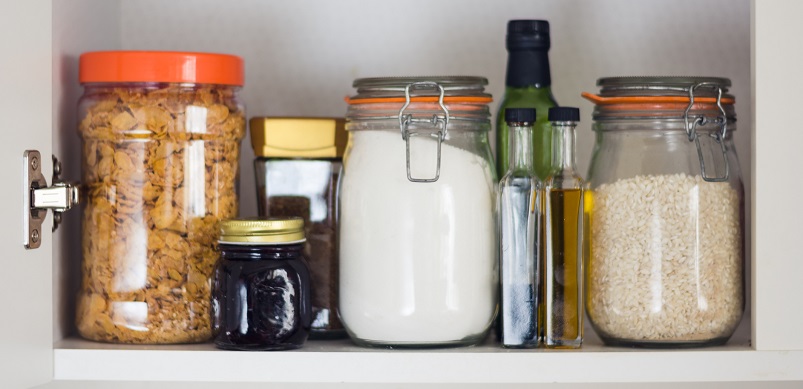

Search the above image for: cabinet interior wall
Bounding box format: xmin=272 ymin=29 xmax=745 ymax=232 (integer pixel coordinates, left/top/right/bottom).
xmin=52 ymin=0 xmax=753 ymax=344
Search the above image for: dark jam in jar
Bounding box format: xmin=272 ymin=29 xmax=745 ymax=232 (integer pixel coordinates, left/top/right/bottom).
xmin=212 ymin=218 xmax=312 ymax=351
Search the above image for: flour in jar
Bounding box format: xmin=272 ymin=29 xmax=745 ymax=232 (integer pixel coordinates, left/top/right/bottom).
xmin=339 ymin=130 xmax=497 ymax=344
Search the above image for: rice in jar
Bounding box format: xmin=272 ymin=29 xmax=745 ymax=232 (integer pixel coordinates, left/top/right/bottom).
xmin=584 ymin=77 xmax=744 ymax=347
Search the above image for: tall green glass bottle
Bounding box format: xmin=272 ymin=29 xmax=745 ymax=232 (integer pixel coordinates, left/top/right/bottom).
xmin=496 ymin=20 xmax=558 ymax=180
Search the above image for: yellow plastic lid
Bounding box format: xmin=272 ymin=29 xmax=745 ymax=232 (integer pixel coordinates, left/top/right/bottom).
xmin=250 ymin=117 xmax=347 ymax=158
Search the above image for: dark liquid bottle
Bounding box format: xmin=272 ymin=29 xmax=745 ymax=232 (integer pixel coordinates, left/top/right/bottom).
xmin=496 ymin=20 xmax=559 ymax=181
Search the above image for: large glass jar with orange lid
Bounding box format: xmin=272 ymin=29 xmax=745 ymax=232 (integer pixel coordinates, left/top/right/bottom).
xmin=584 ymin=77 xmax=744 ymax=347
xmin=75 ymin=51 xmax=245 ymax=343
xmin=339 ymin=77 xmax=498 ymax=347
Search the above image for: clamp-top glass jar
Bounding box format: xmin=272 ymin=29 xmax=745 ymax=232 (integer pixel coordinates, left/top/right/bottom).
xmin=584 ymin=77 xmax=744 ymax=347
xmin=340 ymin=77 xmax=498 ymax=347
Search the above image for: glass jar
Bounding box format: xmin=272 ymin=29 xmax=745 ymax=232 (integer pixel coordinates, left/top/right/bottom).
xmin=584 ymin=77 xmax=744 ymax=347
xmin=340 ymin=77 xmax=498 ymax=347
xmin=75 ymin=51 xmax=245 ymax=343
xmin=251 ymin=117 xmax=346 ymax=339
xmin=212 ymin=218 xmax=312 ymax=351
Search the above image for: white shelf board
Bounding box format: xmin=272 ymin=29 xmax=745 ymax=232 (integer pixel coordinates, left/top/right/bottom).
xmin=52 ymin=327 xmax=803 ymax=384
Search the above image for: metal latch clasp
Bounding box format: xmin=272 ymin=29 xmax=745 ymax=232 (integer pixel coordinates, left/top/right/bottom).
xmin=683 ymin=82 xmax=730 ymax=183
xmin=398 ymin=82 xmax=450 ymax=183
xmin=24 ymin=150 xmax=79 ymax=249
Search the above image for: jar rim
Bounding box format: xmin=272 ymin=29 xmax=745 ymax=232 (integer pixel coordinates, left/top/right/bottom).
xmin=347 ymin=77 xmax=492 ymax=126
xmin=353 ymin=76 xmax=488 ymax=90
xmin=81 ymin=81 xmax=241 ymax=88
xmin=586 ymin=76 xmax=736 ymax=125
xmin=349 ymin=76 xmax=492 ymax=100
xmin=218 ymin=239 xmax=307 ymax=246
xmin=597 ymin=76 xmax=732 ymax=98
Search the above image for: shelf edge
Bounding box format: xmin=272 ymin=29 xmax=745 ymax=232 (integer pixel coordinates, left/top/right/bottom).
xmin=53 ymin=347 xmax=803 ymax=383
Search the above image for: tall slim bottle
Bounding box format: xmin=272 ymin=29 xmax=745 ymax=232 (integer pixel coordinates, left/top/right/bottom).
xmin=543 ymin=107 xmax=583 ymax=349
xmin=498 ymin=108 xmax=541 ymax=348
xmin=496 ymin=20 xmax=558 ymax=180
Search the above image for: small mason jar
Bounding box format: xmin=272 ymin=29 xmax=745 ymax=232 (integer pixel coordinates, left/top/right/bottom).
xmin=340 ymin=77 xmax=498 ymax=347
xmin=212 ymin=218 xmax=312 ymax=351
xmin=583 ymin=77 xmax=744 ymax=347
xmin=76 ymin=51 xmax=245 ymax=344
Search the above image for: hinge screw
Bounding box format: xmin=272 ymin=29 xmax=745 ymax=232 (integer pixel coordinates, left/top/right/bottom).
xmin=31 ymin=156 xmax=39 ymax=171
xmin=31 ymin=229 xmax=40 ymax=243
xmin=53 ymin=155 xmax=62 ymax=179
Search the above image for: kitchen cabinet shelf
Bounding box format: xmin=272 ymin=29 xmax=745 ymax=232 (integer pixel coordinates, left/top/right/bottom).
xmin=49 ymin=321 xmax=786 ymax=384
xmin=55 ymin=330 xmax=803 ymax=384
xmin=2 ymin=0 xmax=801 ymax=387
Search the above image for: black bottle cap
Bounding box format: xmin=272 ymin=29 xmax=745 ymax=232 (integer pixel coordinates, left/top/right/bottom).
xmin=548 ymin=107 xmax=580 ymax=122
xmin=505 ymin=108 xmax=536 ymax=123
xmin=507 ymin=20 xmax=550 ymax=51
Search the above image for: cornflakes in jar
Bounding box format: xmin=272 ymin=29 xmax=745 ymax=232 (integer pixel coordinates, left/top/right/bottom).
xmin=75 ymin=51 xmax=245 ymax=343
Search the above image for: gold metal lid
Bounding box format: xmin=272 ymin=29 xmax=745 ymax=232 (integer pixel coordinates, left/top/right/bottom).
xmin=250 ymin=117 xmax=347 ymax=158
xmin=219 ymin=217 xmax=305 ymax=244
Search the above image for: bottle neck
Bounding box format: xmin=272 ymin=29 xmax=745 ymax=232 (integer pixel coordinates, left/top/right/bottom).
xmin=551 ymin=122 xmax=578 ymax=175
xmin=505 ymin=49 xmax=552 ymax=88
xmin=508 ymin=124 xmax=534 ymax=174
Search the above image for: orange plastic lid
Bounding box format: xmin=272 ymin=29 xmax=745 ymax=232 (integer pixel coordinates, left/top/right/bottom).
xmin=80 ymin=51 xmax=244 ymax=86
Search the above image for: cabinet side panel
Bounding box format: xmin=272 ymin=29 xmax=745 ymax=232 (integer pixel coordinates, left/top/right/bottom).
xmin=0 ymin=0 xmax=54 ymax=386
xmin=52 ymin=0 xmax=121 ymax=343
xmin=753 ymin=0 xmax=803 ymax=351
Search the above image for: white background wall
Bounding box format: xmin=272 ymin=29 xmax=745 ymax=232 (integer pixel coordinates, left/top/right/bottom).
xmin=116 ymin=0 xmax=751 ymax=220
xmin=53 ymin=0 xmax=751 ymax=340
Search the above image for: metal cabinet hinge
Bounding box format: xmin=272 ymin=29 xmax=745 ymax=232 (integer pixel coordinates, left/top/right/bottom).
xmin=23 ymin=150 xmax=79 ymax=249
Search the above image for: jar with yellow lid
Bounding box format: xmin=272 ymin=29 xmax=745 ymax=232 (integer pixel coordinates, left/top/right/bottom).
xmin=250 ymin=117 xmax=346 ymax=338
xmin=211 ymin=217 xmax=312 ymax=351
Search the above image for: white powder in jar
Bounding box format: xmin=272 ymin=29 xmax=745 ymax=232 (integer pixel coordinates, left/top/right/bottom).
xmin=339 ymin=130 xmax=497 ymax=344
xmin=588 ymin=174 xmax=743 ymax=343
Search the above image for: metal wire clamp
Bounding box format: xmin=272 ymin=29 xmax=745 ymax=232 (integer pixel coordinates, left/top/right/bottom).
xmin=398 ymin=82 xmax=450 ymax=183
xmin=683 ymin=82 xmax=730 ymax=182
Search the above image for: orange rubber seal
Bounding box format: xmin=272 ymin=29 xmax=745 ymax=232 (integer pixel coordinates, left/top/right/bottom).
xmin=346 ymin=96 xmax=493 ymax=104
xmin=582 ymin=92 xmax=734 ymax=105
xmin=80 ymin=51 xmax=244 ymax=86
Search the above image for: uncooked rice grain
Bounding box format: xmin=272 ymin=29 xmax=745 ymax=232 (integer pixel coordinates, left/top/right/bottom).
xmin=588 ymin=174 xmax=743 ymax=342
